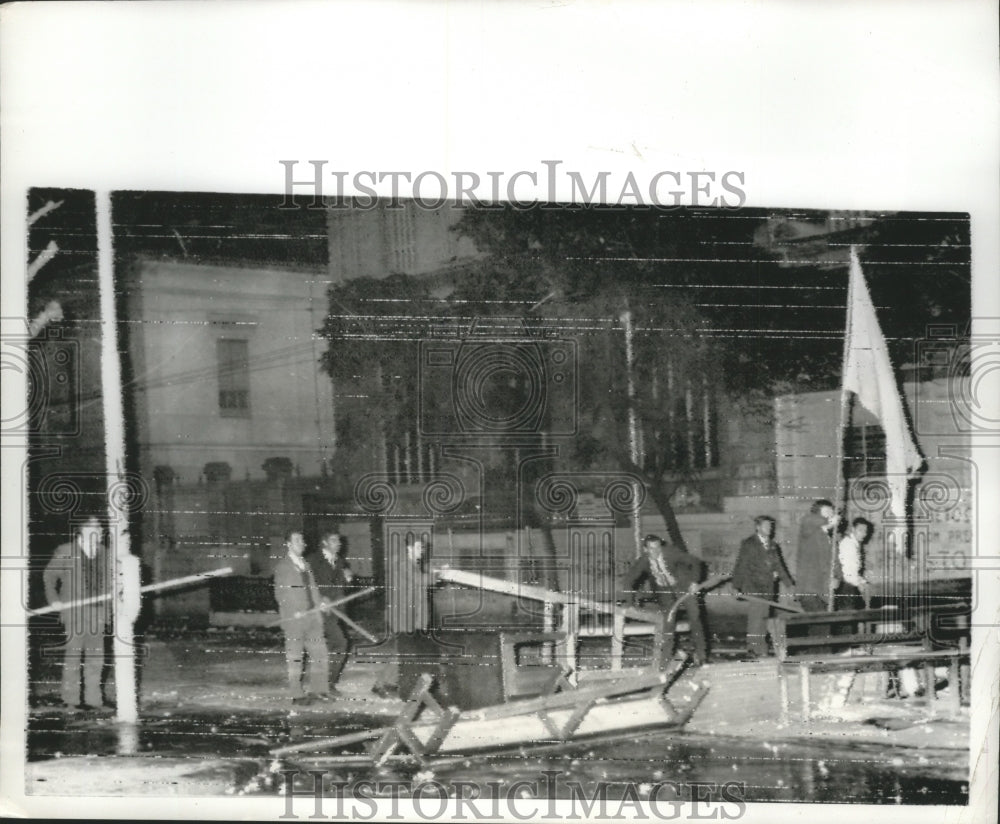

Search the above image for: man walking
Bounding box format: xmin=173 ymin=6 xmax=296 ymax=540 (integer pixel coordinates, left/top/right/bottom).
xmin=44 ymin=517 xmax=114 ymax=711
xmin=273 ymin=530 xmax=330 ymax=704
xmin=731 ymin=516 xmax=795 ymax=657
xmin=312 ymin=531 xmax=352 ymax=693
xmin=621 ymin=534 xmax=708 ymax=666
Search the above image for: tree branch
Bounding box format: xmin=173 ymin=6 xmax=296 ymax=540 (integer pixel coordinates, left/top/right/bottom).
xmin=27 ymin=199 xmax=64 ymax=227
xmin=27 ymin=240 xmax=59 ymax=282
xmin=29 ymin=300 xmax=64 ymax=338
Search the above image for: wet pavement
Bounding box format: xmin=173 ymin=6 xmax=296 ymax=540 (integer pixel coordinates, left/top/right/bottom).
xmin=24 ymin=627 xmax=970 ymax=804
xmin=25 ymin=706 xmax=968 ymax=804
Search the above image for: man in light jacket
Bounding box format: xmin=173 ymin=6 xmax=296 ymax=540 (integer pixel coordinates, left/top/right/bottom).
xmin=273 ymin=530 xmax=330 ymax=704
xmin=44 ymin=517 xmax=114 ymax=710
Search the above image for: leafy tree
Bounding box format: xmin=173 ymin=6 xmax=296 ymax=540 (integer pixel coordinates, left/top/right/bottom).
xmin=317 ymin=204 xmax=970 ymax=553
xmin=449 ymin=206 xmax=970 ymax=549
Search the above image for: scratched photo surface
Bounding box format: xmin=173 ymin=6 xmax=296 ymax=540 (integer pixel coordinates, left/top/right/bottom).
xmin=22 ymin=190 xmax=974 ymax=806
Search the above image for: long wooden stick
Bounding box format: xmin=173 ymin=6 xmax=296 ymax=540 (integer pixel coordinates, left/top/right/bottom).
xmin=266 ymin=586 xmax=376 ymax=627
xmin=324 ymin=605 xmax=379 ymax=643
xmin=734 ymin=592 xmax=804 ymax=613
xmin=272 ymin=727 xmax=385 ymax=756
xmin=665 ymin=574 xmax=732 ymax=623
xmin=28 ymin=566 xmax=234 ymax=617
xmin=438 ymin=567 xmax=655 ymax=621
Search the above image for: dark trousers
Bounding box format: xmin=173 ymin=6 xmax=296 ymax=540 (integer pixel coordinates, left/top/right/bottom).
xmin=834 ymin=582 xmax=865 ymax=612
xmin=798 ymin=594 xmax=829 ymax=613
xmin=744 ymin=600 xmax=772 ymax=656
xmin=284 ymin=613 xmax=329 ymax=697
xmin=371 ymin=634 xmax=400 ymax=691
xmin=60 ymin=623 xmax=106 ymax=706
xmin=323 ymin=616 xmax=349 ymax=687
xmin=663 ymin=596 xmax=708 ymax=664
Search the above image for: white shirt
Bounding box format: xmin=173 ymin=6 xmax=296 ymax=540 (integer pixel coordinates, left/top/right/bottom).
xmin=288 ymin=551 xmax=307 ymax=573
xmin=838 ymin=534 xmax=866 ymax=588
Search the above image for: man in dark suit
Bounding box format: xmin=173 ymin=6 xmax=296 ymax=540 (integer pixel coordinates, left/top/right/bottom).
xmin=731 ymin=515 xmax=795 ymax=657
xmin=621 ymin=534 xmax=708 ymax=666
xmin=371 ymin=533 xmax=432 ymax=698
xmin=312 ymin=531 xmax=352 ymax=692
xmin=273 ymin=530 xmax=330 ymax=704
xmin=796 ymin=499 xmax=840 ymax=612
xmin=44 ymin=516 xmax=114 ymax=710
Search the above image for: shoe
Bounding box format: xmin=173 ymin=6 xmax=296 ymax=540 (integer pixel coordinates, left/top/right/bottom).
xmin=77 ymin=703 xmax=100 ymax=711
xmin=313 ymin=690 xmax=341 ymax=702
xmin=291 ymin=695 xmax=312 ymax=706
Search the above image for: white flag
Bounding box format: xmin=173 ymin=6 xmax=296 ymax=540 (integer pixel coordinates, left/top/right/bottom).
xmin=842 ymin=248 xmax=923 ymax=521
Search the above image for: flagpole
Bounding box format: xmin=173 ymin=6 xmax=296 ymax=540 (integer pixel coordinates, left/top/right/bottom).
xmin=828 ymin=247 xmax=857 ymax=612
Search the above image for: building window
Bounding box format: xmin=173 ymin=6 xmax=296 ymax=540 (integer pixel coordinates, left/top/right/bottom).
xmin=846 ymin=424 xmax=886 ymax=478
xmin=217 ymin=338 xmax=250 ymax=417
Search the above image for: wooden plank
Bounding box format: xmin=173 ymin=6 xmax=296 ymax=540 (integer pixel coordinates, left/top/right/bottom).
xmin=780 ymin=607 xmax=903 ymax=626
xmin=423 ymin=708 xmax=460 ymax=754
xmin=371 ymin=729 xmax=400 ymax=764
xmin=464 ymin=671 xmax=670 ymax=722
xmin=799 ymin=663 xmax=811 ymax=721
xmin=436 ymin=691 xmax=697 ymax=753
xmin=923 ymin=663 xmax=936 ymax=702
xmin=782 ymin=649 xmax=966 ymax=675
xmin=437 ymin=567 xmax=657 ymax=621
xmin=611 ymin=610 xmax=625 ymax=671
xmin=271 ymin=727 xmax=385 ymax=756
xmin=783 ymin=632 xmax=922 ymax=651
xmin=393 ymin=722 xmax=430 ymax=765
xmin=735 ymin=593 xmax=803 ymax=613
xmin=778 ymin=666 xmax=790 ymax=724
xmin=557 ymin=698 xmax=597 ymax=739
xmin=536 ymin=710 xmax=563 ymax=740
xmin=947 ymin=657 xmax=961 ymax=715
xmin=543 ymin=668 xmax=573 ymax=696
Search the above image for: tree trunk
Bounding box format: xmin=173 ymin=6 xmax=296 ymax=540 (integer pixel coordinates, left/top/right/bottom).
xmin=642 ymin=474 xmax=688 ymax=553
xmin=615 ymin=451 xmax=688 ymax=553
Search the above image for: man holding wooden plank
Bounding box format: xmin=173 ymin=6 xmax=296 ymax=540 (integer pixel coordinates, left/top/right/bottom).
xmin=273 ymin=530 xmax=331 ymax=705
xmin=621 ymin=534 xmax=709 ymax=666
xmin=731 ymin=515 xmax=796 ymax=658
xmin=312 ymin=532 xmax=352 ymax=694
xmin=43 ymin=516 xmax=114 ymax=711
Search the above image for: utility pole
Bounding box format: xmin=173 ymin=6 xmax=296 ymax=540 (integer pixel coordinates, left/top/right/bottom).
xmin=96 ymin=191 xmax=141 ymax=724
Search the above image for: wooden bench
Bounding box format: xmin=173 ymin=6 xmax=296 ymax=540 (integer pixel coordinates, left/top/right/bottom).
xmin=777 ymin=648 xmax=968 ymax=721
xmin=768 ymin=607 xmax=923 ymax=659
xmin=768 ymin=608 xmax=969 ymax=721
